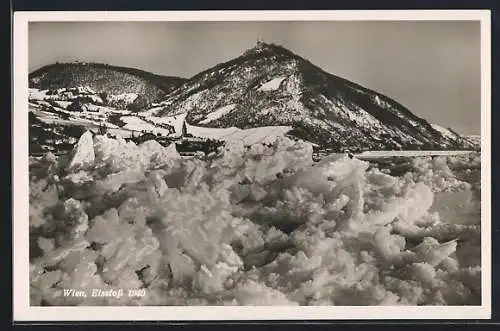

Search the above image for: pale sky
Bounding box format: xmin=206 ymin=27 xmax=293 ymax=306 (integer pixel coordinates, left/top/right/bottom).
xmin=29 ymin=21 xmax=481 ymax=135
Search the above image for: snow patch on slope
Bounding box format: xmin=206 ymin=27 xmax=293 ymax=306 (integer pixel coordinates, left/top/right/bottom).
xmin=431 ymin=124 xmax=456 ymax=141
xmin=199 ymin=104 xmax=236 ymax=124
xmin=29 ymin=88 xmax=49 ymax=101
xmin=258 ymin=77 xmax=286 ymax=91
xmin=107 ymin=93 xmax=138 ymax=105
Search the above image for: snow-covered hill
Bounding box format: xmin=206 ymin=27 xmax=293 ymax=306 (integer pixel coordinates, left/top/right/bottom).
xmin=29 ymin=62 xmax=186 ymax=109
xmin=153 ymin=41 xmax=474 ymax=151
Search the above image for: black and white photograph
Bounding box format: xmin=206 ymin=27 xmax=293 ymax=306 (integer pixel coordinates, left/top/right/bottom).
xmin=13 ymin=10 xmax=491 ymax=320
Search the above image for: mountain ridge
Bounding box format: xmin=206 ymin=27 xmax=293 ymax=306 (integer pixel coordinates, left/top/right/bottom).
xmin=154 ymin=41 xmax=473 ymax=151
xmin=27 ymin=42 xmax=475 ymax=152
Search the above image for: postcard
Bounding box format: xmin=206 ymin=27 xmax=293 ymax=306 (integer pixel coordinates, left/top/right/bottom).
xmin=13 ymin=9 xmax=491 ymax=321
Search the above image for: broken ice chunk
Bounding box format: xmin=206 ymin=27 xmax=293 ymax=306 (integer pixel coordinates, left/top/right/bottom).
xmin=413 ymin=237 xmax=457 ymax=267
xmin=67 ymin=131 xmax=95 ymax=171
xmin=409 ymin=262 xmax=436 ymax=283
xmin=373 ymin=226 xmax=406 ymax=262
xmin=232 ymin=279 xmax=298 ymax=306
xmin=36 ymin=270 xmax=63 ymax=290
xmin=59 ymin=249 xmax=99 ymax=274
xmin=194 ymin=262 xmax=240 ymax=295
xmin=52 ymin=198 xmax=89 ymax=241
xmin=39 ymin=239 xmax=90 ymax=268
xmin=37 ymin=237 xmax=55 ymax=254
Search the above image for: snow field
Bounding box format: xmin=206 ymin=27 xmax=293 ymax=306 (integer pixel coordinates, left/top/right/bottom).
xmin=120 ymin=116 xmax=171 ymax=136
xmin=186 ymin=124 xmax=293 ymax=145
